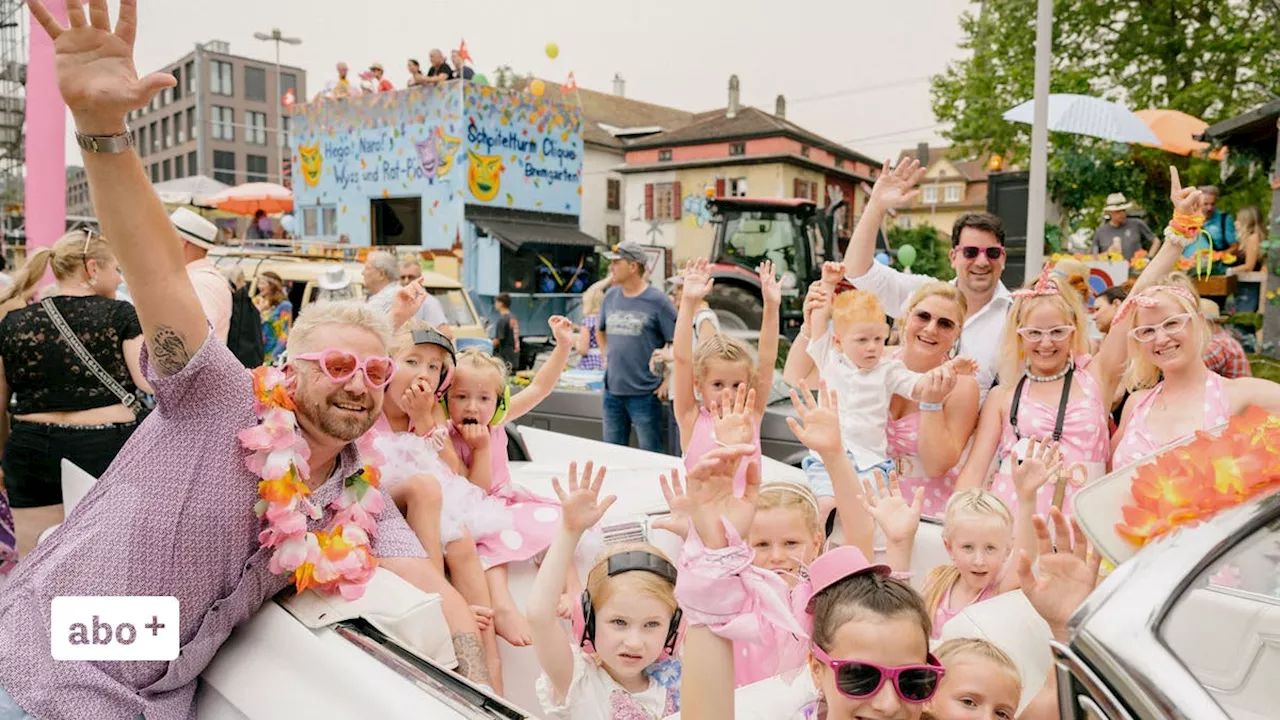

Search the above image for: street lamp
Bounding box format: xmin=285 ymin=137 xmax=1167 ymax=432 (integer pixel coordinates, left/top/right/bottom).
xmin=253 ymin=28 xmax=302 ymax=186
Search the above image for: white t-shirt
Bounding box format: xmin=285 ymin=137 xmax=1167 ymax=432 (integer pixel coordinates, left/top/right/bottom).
xmin=536 ymin=647 xmax=673 ymax=720
xmin=366 ymin=282 xmax=449 ymax=327
xmin=693 ymin=305 xmax=720 ymax=345
xmin=847 ymin=261 xmax=1011 ymax=400
xmin=807 ymin=331 xmax=921 ymax=470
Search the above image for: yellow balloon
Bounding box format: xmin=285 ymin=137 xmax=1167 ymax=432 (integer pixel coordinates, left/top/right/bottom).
xmin=530 ymin=79 xmax=546 ymax=97
xmin=545 ymin=42 xmax=559 ymax=59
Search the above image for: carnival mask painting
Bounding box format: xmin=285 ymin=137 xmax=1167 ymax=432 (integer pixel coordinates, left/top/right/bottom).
xmin=436 ymin=129 xmax=462 ymax=178
xmin=415 ymin=136 xmax=438 ymax=177
xmin=468 ymin=150 xmax=504 ymax=201
xmin=298 ymin=142 xmax=323 ymax=187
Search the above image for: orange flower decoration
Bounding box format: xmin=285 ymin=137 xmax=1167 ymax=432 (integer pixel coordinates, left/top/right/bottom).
xmin=258 ymin=468 xmax=311 ymax=506
xmin=1116 ymin=409 xmax=1280 ymax=548
xmin=252 ymin=366 xmax=296 ymax=412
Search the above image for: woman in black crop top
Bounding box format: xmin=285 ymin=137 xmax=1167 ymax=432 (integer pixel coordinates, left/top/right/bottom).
xmin=0 ymin=230 xmax=152 ymax=568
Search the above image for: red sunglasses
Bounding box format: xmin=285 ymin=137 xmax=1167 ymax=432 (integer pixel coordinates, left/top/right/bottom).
xmin=293 ymin=349 xmax=396 ymax=389
xmin=811 ymin=645 xmax=945 ymax=703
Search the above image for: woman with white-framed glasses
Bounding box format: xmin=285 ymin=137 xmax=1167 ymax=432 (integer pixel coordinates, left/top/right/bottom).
xmin=0 ymin=230 xmax=152 ymax=566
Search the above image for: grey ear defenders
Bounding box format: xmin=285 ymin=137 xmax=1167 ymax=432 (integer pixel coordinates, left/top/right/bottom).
xmin=411 ymin=328 xmax=455 ymax=397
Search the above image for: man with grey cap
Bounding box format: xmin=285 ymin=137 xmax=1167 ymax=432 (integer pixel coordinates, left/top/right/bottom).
xmin=173 ymin=207 xmax=232 ymax=342
xmin=597 ymin=241 xmax=676 ymax=453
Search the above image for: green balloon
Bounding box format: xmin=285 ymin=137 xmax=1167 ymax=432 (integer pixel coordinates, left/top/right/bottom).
xmin=472 ymin=73 xmax=490 ymax=86
xmin=897 ymin=243 xmax=918 ymax=268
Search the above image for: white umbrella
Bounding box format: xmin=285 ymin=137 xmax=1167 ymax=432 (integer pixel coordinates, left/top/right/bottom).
xmin=1003 ymin=94 xmax=1160 ymax=145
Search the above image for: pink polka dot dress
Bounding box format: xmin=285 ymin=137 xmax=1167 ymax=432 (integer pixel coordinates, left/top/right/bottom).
xmin=886 ymin=411 xmax=960 ymax=518
xmin=1112 ymin=372 xmax=1229 ymax=468
xmin=450 ymin=423 xmax=563 ymax=570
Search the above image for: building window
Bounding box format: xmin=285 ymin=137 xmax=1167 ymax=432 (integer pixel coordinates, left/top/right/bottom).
xmin=800 ymin=145 xmax=811 ymax=158
xmin=323 ymin=207 xmax=337 ymax=236
xmin=212 ymin=106 xmax=234 ymax=141
xmin=172 ymin=67 xmax=182 ymax=100
xmin=923 ymin=185 xmax=938 ymax=204
xmin=729 ymin=177 xmax=748 ymax=197
xmin=793 ymin=178 xmax=818 ymax=200
xmin=246 ymin=111 xmax=267 ymax=145
xmin=213 ymin=150 xmax=236 ymax=185
xmin=658 ymin=149 xmax=672 ymax=162
xmin=281 ymin=73 xmax=297 ymax=103
xmin=175 ymin=154 xmax=185 ymax=178
xmin=302 ymin=205 xmax=339 ymax=237
xmin=188 ymin=150 xmax=198 ymax=177
xmin=945 ymin=184 xmax=962 ymax=203
xmin=160 ymin=117 xmax=170 ymax=149
xmin=175 ymin=112 xmax=186 ymax=144
xmin=899 ymin=214 xmax=913 ymax=229
xmin=606 ymin=225 xmax=621 ymax=244
xmin=185 ymin=60 xmax=195 ymax=94
xmin=210 ymin=60 xmax=234 ymax=96
xmin=150 ymin=163 xmax=159 ymax=183
xmin=187 ymin=108 xmax=196 ymax=141
xmin=729 ymin=142 xmax=746 ymax=156
xmin=606 ymin=178 xmax=621 ymax=210
xmin=835 ymin=158 xmax=844 ymax=169
xmin=162 ymin=159 xmax=172 ymax=181
xmin=654 ymin=182 xmax=677 ymax=220
xmin=137 ymin=126 xmax=146 ymax=157
xmin=246 ymin=154 xmax=269 ymax=182
xmin=149 ymin=121 xmax=157 ymax=153
xmin=244 ymin=66 xmax=267 ymax=102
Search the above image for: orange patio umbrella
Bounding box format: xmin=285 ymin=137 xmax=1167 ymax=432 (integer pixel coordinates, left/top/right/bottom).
xmin=1134 ymin=109 xmax=1227 ymax=159
xmin=209 ymin=182 xmax=294 ymax=216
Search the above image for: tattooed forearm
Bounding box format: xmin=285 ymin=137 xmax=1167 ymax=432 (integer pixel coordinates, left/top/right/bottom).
xmin=149 ymin=325 xmax=192 ymax=376
xmin=451 ymin=631 xmax=492 ymax=686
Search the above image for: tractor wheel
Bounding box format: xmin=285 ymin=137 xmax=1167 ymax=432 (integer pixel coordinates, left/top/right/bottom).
xmin=707 ymin=285 xmax=764 ymax=335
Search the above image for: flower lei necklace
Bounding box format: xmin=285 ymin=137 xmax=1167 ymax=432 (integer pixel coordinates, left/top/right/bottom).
xmin=239 ymin=366 xmax=385 ymax=600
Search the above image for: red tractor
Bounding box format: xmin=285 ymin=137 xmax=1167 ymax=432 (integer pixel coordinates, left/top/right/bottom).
xmin=703 ymin=196 xmax=848 ymax=339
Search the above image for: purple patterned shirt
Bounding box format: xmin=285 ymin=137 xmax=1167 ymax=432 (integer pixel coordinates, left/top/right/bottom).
xmin=0 ymin=333 xmax=425 ymax=720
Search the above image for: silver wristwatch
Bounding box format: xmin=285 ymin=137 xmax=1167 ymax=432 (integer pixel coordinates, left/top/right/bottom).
xmin=75 ymin=129 xmax=134 ymax=154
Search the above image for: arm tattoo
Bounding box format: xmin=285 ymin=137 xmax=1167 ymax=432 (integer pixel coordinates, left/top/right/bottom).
xmin=450 ymin=631 xmax=492 ymax=686
xmin=149 ymin=325 xmax=192 ymax=376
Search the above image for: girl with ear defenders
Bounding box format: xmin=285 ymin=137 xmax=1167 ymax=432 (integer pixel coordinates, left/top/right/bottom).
xmin=447 ymin=315 xmax=584 ymax=649
xmin=528 ymin=460 xmax=685 ymax=720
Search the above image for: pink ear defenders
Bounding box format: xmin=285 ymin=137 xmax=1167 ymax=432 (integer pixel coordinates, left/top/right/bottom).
xmin=579 ymin=551 xmax=683 ymax=658
xmin=410 ymin=328 xmax=456 ymax=399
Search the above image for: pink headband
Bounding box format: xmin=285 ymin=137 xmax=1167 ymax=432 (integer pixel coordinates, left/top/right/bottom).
xmin=1011 ymin=265 xmax=1059 ymax=300
xmin=1114 ymin=285 xmax=1199 ymax=324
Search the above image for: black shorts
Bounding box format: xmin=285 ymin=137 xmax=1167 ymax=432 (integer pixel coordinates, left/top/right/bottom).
xmin=2 ymin=418 xmax=138 ymax=508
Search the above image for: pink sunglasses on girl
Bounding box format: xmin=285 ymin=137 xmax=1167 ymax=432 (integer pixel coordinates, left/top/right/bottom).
xmin=293 ymin=349 xmax=396 ymax=389
xmin=810 ymin=645 xmax=945 ymax=703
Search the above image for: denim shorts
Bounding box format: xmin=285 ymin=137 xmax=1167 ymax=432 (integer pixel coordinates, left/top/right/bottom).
xmin=801 ymin=451 xmax=895 ymax=498
xmin=1 ymin=419 xmax=137 ymax=508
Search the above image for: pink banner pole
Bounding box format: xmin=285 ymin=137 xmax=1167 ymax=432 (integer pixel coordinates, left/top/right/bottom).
xmin=24 ymin=2 xmax=69 ymax=266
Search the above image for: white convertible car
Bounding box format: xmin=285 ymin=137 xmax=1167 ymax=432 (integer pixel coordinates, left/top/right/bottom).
xmin=40 ymin=425 xmax=1280 ymax=719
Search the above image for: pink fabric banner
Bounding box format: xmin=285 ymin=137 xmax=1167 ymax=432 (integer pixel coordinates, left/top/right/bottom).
xmin=24 ymin=2 xmax=69 ymax=256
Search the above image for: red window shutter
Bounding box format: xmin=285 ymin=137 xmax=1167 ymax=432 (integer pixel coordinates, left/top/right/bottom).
xmin=793 ymin=178 xmax=803 ymax=198
xmin=715 ymin=178 xmax=726 ymax=197
xmin=810 ymin=181 xmax=818 ymax=201
xmin=673 ymin=182 xmax=682 ymax=220
xmin=644 ymin=183 xmax=654 ymax=220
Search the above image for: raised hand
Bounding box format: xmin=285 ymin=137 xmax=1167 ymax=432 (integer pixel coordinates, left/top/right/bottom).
xmin=785 ymin=381 xmax=843 ymax=456
xmin=917 ymin=364 xmax=957 ymax=405
xmin=685 ymin=444 xmax=762 ymax=545
xmin=548 ymin=315 xmax=574 ymax=346
xmin=869 ymin=157 xmax=928 ymax=211
xmin=652 ymin=467 xmax=694 ymax=539
xmin=401 ymin=376 xmax=441 ymax=428
xmin=1012 ymin=437 xmax=1064 ymax=503
xmin=391 ymin=276 xmax=429 ymax=326
xmin=802 ymin=282 xmax=830 ymax=330
xmin=859 ymin=471 xmax=924 ymax=546
xmin=758 ymin=260 xmax=782 ymax=308
xmin=1016 ymin=509 xmax=1102 ymax=638
xmin=551 ymin=461 xmax=615 ymax=535
xmin=947 ymin=356 xmax=979 ymax=376
xmin=820 ymin=261 xmax=846 ymax=288
xmin=459 ymin=422 xmax=490 ymax=450
xmin=1169 ymin=166 xmax=1205 ymax=217
xmin=30 ymin=0 xmax=179 ymax=135
xmin=682 ymin=257 xmax=715 ymax=303
xmin=710 ymin=384 xmax=757 ymax=446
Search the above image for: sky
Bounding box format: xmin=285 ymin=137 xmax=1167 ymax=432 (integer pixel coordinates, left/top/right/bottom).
xmin=58 ymin=0 xmax=977 ymax=165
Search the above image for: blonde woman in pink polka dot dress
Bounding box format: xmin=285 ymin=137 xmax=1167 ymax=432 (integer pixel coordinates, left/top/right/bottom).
xmin=885 ymin=283 xmax=981 ymax=518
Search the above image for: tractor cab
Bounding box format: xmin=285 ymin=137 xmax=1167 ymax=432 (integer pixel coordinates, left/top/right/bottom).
xmin=706 ymin=196 xmax=842 ymax=338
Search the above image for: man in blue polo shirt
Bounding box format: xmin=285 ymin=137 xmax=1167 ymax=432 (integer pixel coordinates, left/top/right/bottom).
xmin=597 ymin=242 xmax=676 ymax=453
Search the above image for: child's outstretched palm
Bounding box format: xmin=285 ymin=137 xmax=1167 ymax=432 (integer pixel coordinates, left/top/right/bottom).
xmin=653 ymin=467 xmax=694 ymax=538
xmin=860 ymin=471 xmax=924 ymax=546
xmin=686 ymin=445 xmax=762 ymax=542
xmin=1016 ymin=509 xmax=1102 ymax=634
xmin=758 ymin=260 xmax=782 ymax=308
xmin=551 ymin=461 xmax=615 ymax=534
xmin=1013 ymin=437 xmax=1064 ymax=502
xmin=710 ymin=384 xmax=757 ymax=445
xmin=785 ymin=381 xmax=842 ymax=456
xmin=820 ymin=261 xmax=846 ymax=288
xmin=682 ymin=258 xmax=715 ymax=302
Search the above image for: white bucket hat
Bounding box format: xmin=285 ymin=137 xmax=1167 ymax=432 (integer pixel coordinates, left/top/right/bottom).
xmin=317 ymin=265 xmax=352 ymax=291
xmin=1102 ymin=192 xmax=1134 ymax=213
xmin=171 ymin=207 xmax=219 ymax=250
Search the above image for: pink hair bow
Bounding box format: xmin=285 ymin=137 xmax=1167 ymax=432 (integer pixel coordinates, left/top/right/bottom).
xmin=1113 ymin=285 xmax=1198 ymax=324
xmin=674 ymin=518 xmax=806 ymax=643
xmin=1011 ymin=265 xmax=1059 ymax=300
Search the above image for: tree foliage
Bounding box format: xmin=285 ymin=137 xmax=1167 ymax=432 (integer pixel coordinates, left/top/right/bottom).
xmin=933 ymin=0 xmax=1280 ymax=230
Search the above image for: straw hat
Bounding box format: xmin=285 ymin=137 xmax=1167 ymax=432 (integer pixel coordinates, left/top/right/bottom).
xmin=1102 ymin=193 xmax=1134 ymax=213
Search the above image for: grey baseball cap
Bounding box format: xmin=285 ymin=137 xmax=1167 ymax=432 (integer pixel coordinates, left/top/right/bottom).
xmin=602 ymin=241 xmax=646 ymax=264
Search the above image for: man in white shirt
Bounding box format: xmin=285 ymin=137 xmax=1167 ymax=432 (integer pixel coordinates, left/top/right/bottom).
xmin=363 ymin=250 xmax=449 ymax=329
xmin=397 ymin=256 xmax=449 ymax=327
xmin=172 ymin=208 xmax=232 ymax=342
xmin=842 ymin=158 xmax=1013 ymax=398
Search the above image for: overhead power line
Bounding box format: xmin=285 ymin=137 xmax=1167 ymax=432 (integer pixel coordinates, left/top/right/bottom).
xmin=840 ymin=123 xmax=947 ymax=146
xmin=788 ymin=75 xmax=932 ymax=105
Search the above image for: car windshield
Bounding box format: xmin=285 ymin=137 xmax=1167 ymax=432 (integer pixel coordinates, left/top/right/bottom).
xmin=434 ymin=289 xmax=480 ymax=326
xmin=1159 ymin=499 xmax=1280 ymax=720
xmin=307 ymin=283 xmax=364 ymax=304
xmin=722 ymin=211 xmax=802 ymax=277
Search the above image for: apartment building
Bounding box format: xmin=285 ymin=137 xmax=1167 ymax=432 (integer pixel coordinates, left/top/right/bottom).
xmin=126 ymin=40 xmax=307 ymax=189
xmin=66 ymin=166 xmax=93 ymax=218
